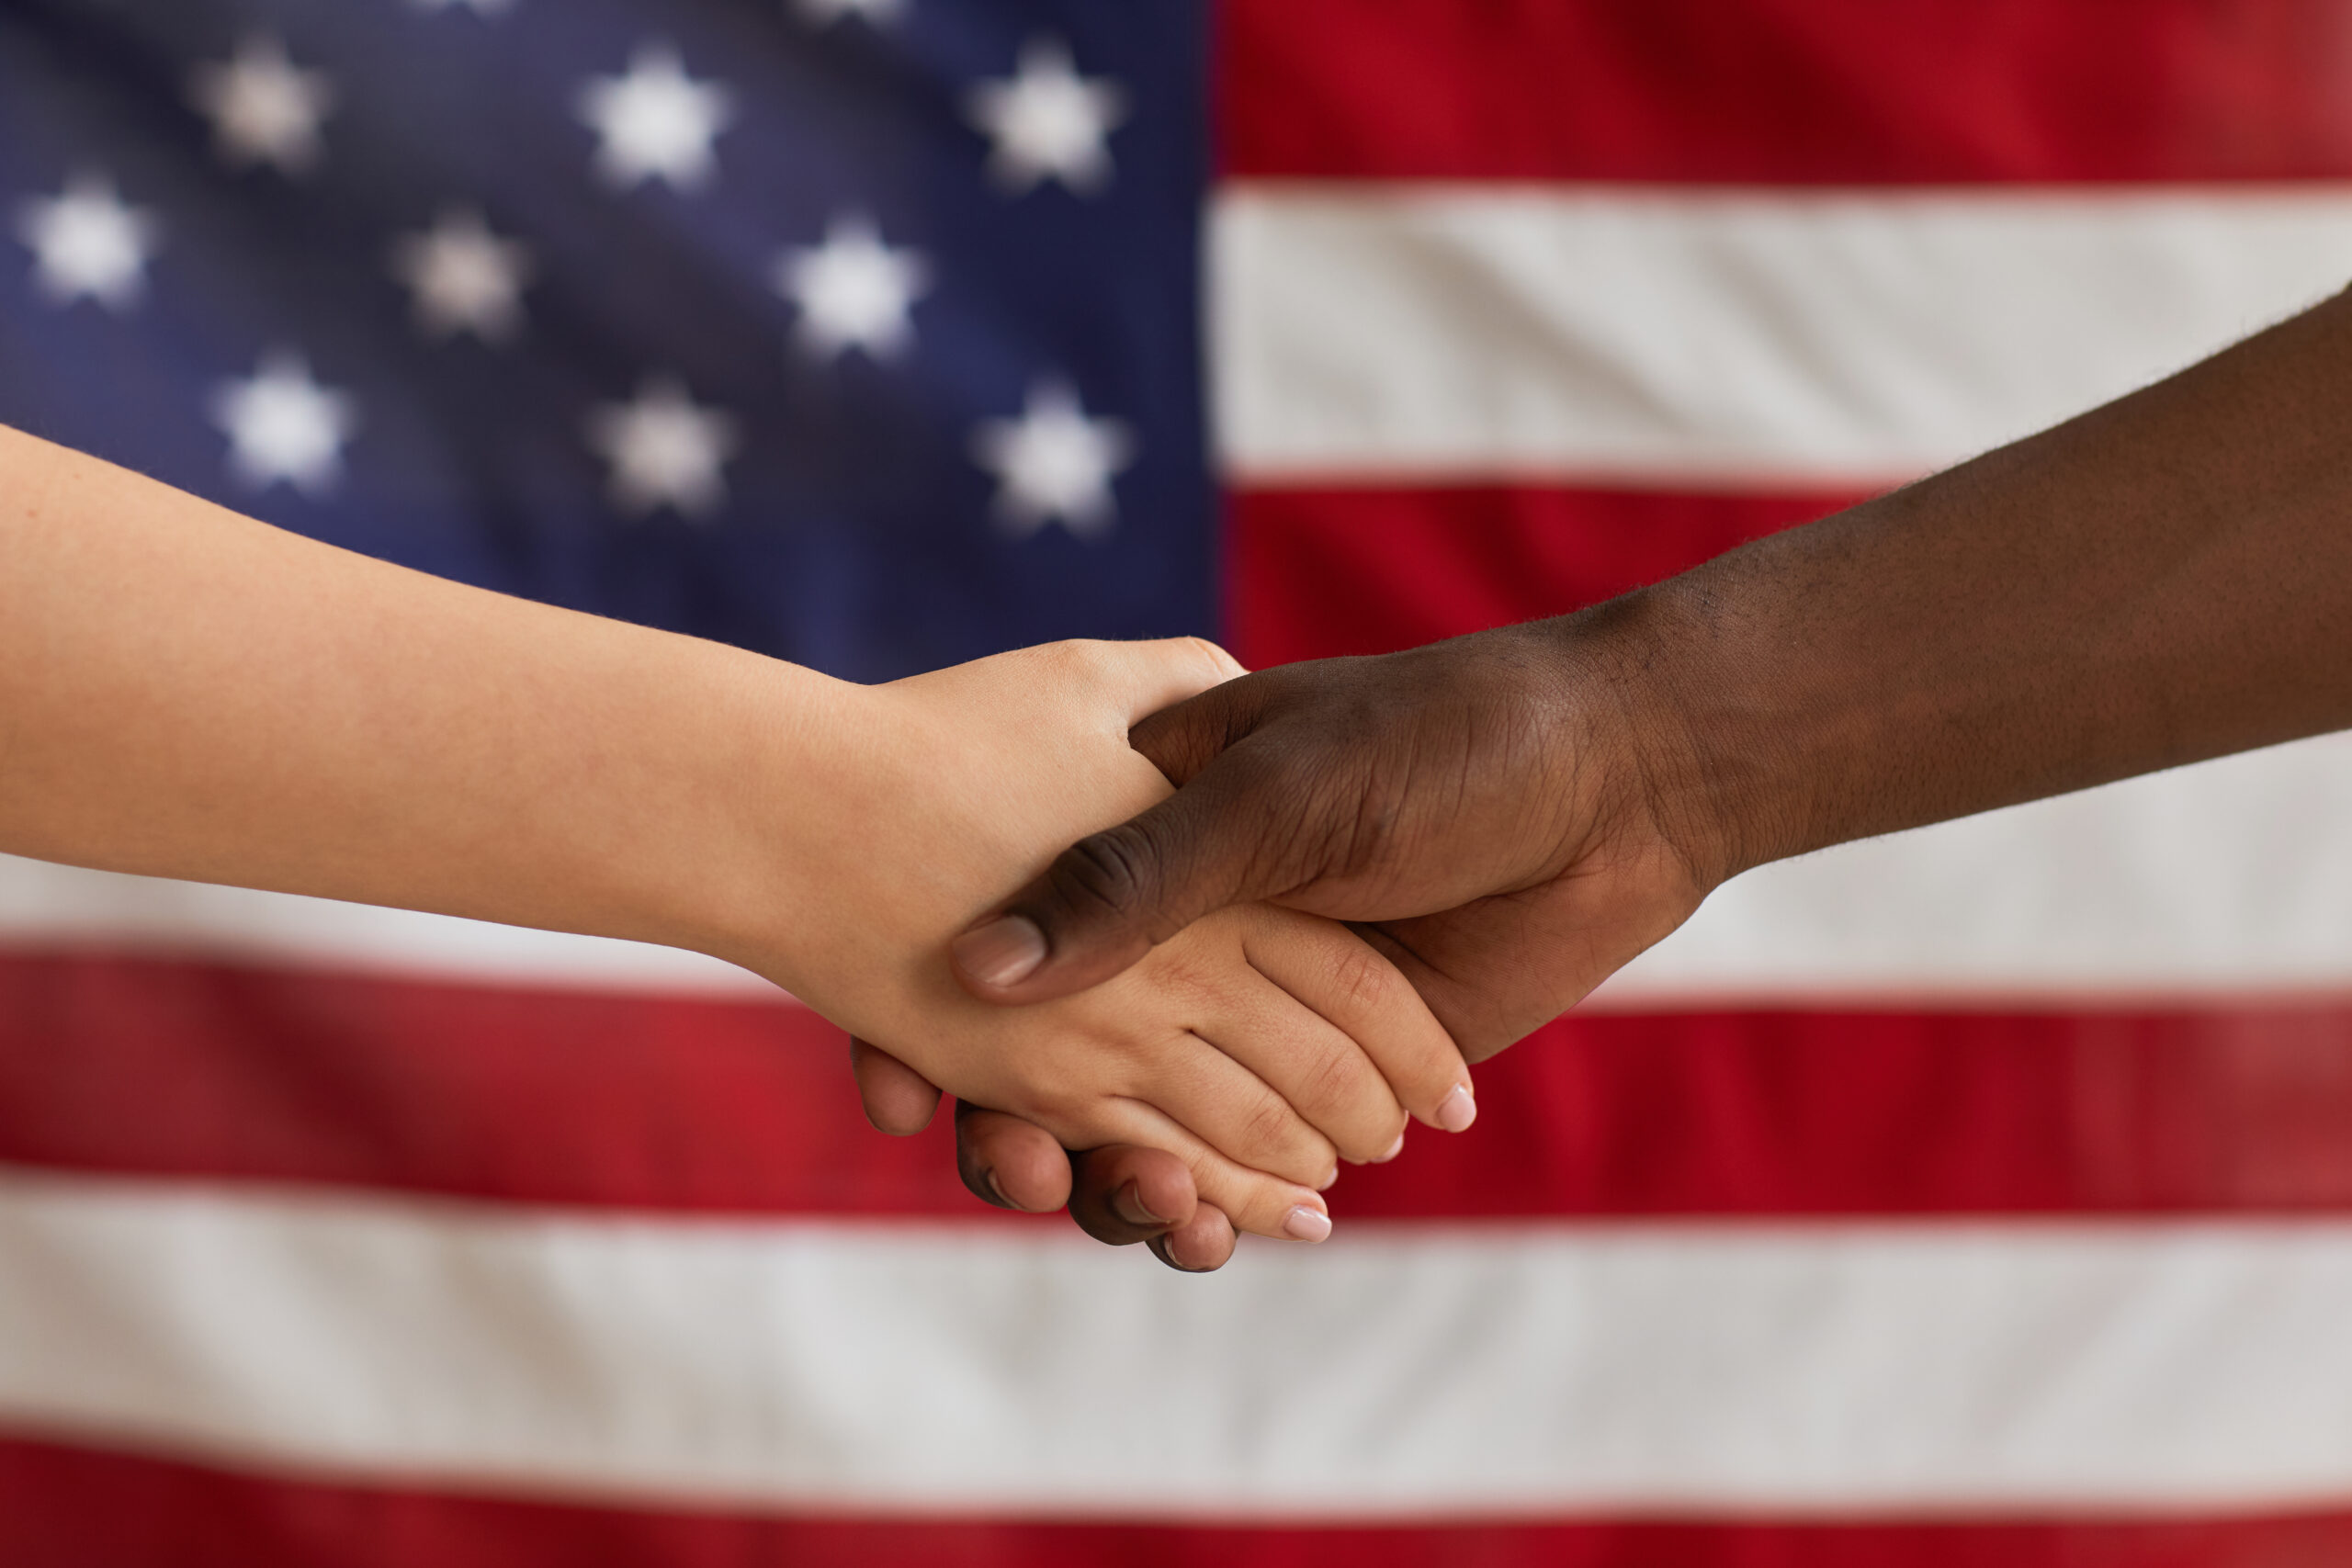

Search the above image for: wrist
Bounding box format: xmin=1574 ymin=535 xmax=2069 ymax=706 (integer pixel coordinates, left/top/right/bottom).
xmin=1555 ymin=491 xmax=1959 ymax=886
xmin=1526 ymin=580 xmax=1809 ymax=894
xmin=620 ymin=642 xmax=874 ymax=987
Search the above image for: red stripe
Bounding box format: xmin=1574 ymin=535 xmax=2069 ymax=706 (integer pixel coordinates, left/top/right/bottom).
xmin=6 ymin=1434 xmax=2351 ymax=1568
xmin=1218 ymin=0 xmax=2352 ymax=184
xmin=1351 ymin=1003 xmax=2352 ymax=1220
xmin=12 ymin=950 xmax=2352 ymax=1218
xmin=1227 ymin=485 xmax=1860 ymax=667
xmin=0 ymin=949 xmax=990 ymax=1220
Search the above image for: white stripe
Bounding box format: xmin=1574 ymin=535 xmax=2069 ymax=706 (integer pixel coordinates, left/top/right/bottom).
xmin=1214 ymin=185 xmax=2352 ymax=485
xmin=1597 ymin=730 xmax=2352 ymax=1005
xmin=0 ymin=854 xmax=778 ymax=997
xmin=5 ymin=1171 xmax=2352 ymax=1515
xmin=10 ymin=737 xmax=2351 ymax=1003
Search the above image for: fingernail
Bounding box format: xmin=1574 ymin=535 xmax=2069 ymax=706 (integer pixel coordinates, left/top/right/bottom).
xmin=1113 ymin=1179 xmax=1166 ymax=1228
xmin=1316 ymin=1165 xmax=1339 ymax=1191
xmin=1374 ymin=1131 xmax=1406 ymax=1164
xmin=983 ymin=1169 xmax=1026 ymax=1212
xmin=952 ymin=916 xmax=1046 ymax=990
xmin=1148 ymin=1235 xmax=1215 ymax=1274
xmin=1283 ymin=1205 xmax=1333 ymax=1244
xmin=1433 ymin=1085 xmax=1477 ymax=1134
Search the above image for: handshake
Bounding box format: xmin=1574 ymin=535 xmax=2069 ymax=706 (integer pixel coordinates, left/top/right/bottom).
xmin=819 ymin=287 xmax=2352 ymax=1270
xmin=0 ymin=421 xmax=1711 ymax=1275
xmin=0 ymin=423 xmax=1724 ymax=1275
xmin=800 ymin=621 xmax=1715 ymax=1271
xmin=9 ymin=288 xmax=2350 ymax=1277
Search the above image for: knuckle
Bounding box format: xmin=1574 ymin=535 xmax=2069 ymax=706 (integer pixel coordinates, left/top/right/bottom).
xmin=1226 ymin=746 xmax=1385 ymax=894
xmin=1326 ymin=939 xmax=1402 ymax=1020
xmin=1137 ymin=942 xmax=1221 ymax=1009
xmin=1235 ymin=1092 xmax=1293 ymax=1153
xmin=1237 ymin=1095 xmax=1320 ymax=1171
xmin=1046 ymin=823 xmax=1163 ymax=924
xmin=1028 ymin=638 xmax=1102 ymax=685
xmin=1182 ymin=635 xmax=1243 ymax=682
xmin=1295 ymin=1037 xmax=1374 ymax=1117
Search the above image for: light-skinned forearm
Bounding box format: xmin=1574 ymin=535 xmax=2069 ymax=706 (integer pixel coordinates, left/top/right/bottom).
xmin=0 ymin=427 xmax=1469 ymax=1235
xmin=0 ymin=423 xmax=836 ymax=968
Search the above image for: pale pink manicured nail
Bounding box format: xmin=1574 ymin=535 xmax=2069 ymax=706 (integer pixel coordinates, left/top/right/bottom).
xmin=1373 ymin=1131 xmax=1406 ymax=1164
xmin=1433 ymin=1085 xmax=1477 ymax=1134
xmin=1283 ymin=1205 xmax=1333 ymax=1244
xmin=1316 ymin=1165 xmax=1339 ymax=1191
xmin=952 ymin=916 xmax=1046 ymax=990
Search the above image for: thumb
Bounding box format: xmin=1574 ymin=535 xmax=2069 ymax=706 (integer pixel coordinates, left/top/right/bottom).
xmin=951 ymin=730 xmax=1294 ymax=1003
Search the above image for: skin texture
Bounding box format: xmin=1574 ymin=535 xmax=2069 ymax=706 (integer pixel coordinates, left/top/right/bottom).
xmin=0 ymin=424 xmax=1475 ymax=1243
xmin=863 ymin=284 xmax=2352 ymax=1269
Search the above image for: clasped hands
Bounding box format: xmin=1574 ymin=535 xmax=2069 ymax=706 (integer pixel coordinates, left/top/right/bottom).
xmin=0 ymin=423 xmax=1717 ymax=1255
xmin=830 ymin=607 xmax=1724 ymax=1271
xmin=11 ymin=283 xmax=2338 ymax=1262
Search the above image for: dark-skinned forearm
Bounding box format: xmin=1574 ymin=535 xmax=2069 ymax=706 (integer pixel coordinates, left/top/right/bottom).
xmin=1594 ymin=285 xmax=2352 ymax=884
xmin=923 ymin=293 xmax=2352 ymax=1277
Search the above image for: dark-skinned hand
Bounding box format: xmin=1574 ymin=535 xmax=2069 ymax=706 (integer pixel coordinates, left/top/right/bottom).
xmin=848 ymin=607 xmax=1731 ymax=1269
xmin=865 ymin=286 xmax=2352 ymax=1268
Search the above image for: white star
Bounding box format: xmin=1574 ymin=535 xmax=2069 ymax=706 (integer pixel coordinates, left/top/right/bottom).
xmin=964 ymin=38 xmax=1126 ymax=196
xmin=774 ymin=216 xmax=928 ymax=362
xmin=578 ymin=45 xmax=735 ymax=192
xmin=971 ymin=380 xmax=1134 ymax=538
xmin=390 ymin=208 xmax=534 ymax=342
xmin=409 ymin=0 xmax=515 ymax=14
xmin=587 ymin=376 xmax=739 ymax=519
xmin=795 ymin=0 xmax=904 ymax=25
xmin=15 ymin=174 xmax=160 ymax=311
xmin=210 ymin=352 xmax=359 ymax=496
xmin=188 ymin=36 xmax=334 ymax=176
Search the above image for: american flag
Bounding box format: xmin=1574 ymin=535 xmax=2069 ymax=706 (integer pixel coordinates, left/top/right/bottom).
xmin=6 ymin=1 xmax=2352 ymax=1562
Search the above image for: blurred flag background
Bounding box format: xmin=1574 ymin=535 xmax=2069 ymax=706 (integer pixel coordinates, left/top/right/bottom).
xmin=6 ymin=1 xmax=2352 ymax=1562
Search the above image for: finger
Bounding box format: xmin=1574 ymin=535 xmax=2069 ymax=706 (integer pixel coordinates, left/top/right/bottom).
xmin=850 ymin=1037 xmax=944 ymax=1135
xmin=1138 ymin=1029 xmax=1342 ymax=1191
xmin=951 ymin=733 xmax=1309 ymax=1004
xmin=1086 ymin=1096 xmax=1331 ymax=1245
xmin=1126 ymin=662 xmax=1280 ymax=783
xmin=1195 ymin=963 xmax=1410 ymax=1166
xmin=955 ymin=1101 xmax=1074 ymax=1213
xmin=1186 ymin=1142 xmax=1335 ymax=1246
xmin=1244 ymin=911 xmax=1478 ymax=1136
xmin=1066 ymin=1145 xmax=1198 ymax=1245
xmin=1149 ymin=1202 xmax=1238 ymax=1272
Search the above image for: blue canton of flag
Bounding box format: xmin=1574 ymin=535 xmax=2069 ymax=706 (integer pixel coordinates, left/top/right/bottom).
xmin=0 ymin=0 xmax=1213 ymax=682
